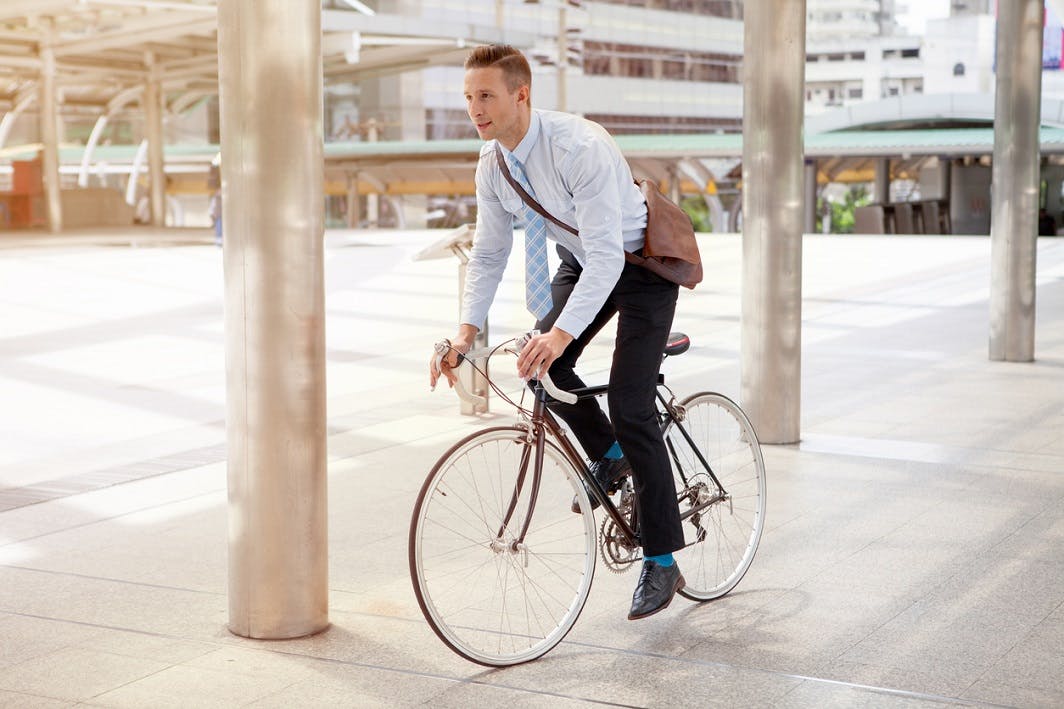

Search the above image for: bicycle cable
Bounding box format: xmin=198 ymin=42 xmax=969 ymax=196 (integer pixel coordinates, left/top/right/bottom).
xmin=443 ymin=339 xmax=539 ymax=417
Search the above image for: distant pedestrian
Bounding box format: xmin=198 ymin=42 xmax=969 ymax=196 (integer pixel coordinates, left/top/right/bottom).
xmin=209 ymin=190 xmax=223 ymax=245
xmin=1038 ymin=208 xmax=1057 ymax=236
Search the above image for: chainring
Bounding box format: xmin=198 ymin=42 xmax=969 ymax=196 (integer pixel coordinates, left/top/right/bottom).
xmin=598 ymin=488 xmax=642 ymax=573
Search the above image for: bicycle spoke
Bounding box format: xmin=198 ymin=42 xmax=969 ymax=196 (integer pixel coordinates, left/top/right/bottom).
xmin=411 ymin=427 xmax=595 ymax=666
xmin=663 ymin=394 xmax=765 ymax=602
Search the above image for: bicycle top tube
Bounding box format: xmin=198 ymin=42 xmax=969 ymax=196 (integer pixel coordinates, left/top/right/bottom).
xmin=434 ymin=330 xmax=690 ymax=410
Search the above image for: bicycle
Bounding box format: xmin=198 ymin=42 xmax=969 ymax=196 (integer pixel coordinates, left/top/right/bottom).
xmin=409 ymin=331 xmax=766 ymax=666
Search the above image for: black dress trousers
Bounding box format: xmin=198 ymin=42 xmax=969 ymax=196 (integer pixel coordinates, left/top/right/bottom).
xmin=534 ymin=246 xmax=684 ymax=557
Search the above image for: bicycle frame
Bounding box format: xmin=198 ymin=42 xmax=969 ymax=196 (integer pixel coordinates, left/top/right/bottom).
xmin=497 ymin=378 xmax=730 ymax=553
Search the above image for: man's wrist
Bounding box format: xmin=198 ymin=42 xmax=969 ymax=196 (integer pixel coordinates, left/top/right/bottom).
xmin=550 ymin=326 xmax=575 ymax=346
xmin=453 ymin=323 xmax=479 ymax=351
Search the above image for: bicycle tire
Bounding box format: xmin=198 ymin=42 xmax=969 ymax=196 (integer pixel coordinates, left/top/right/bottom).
xmin=409 ymin=426 xmax=597 ymax=666
xmin=662 ymin=392 xmax=766 ymax=601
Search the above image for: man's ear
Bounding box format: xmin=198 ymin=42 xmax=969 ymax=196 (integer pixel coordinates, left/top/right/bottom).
xmin=516 ymin=84 xmax=530 ymax=106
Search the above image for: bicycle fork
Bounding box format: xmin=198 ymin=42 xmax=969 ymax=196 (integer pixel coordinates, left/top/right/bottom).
xmin=491 ymin=421 xmax=546 ymax=567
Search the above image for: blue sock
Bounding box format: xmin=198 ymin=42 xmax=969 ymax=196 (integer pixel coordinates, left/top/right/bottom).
xmin=645 ymin=553 xmax=674 ymax=567
xmin=603 ymin=441 xmax=623 ymax=460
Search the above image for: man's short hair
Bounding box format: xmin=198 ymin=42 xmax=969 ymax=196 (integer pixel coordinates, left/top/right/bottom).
xmin=464 ymin=44 xmax=532 ymax=94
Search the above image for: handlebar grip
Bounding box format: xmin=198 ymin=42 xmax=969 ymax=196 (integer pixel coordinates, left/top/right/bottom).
xmin=433 ymin=340 xmax=488 ymax=410
xmin=538 ymin=372 xmax=578 ymax=405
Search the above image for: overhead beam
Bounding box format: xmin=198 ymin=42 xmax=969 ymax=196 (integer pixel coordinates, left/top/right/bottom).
xmin=52 ymin=16 xmax=216 ymax=56
xmin=0 ymin=53 xmax=42 ymax=69
xmin=0 ymin=0 xmax=73 ymax=23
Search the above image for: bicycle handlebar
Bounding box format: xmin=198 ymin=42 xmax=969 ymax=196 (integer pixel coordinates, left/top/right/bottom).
xmin=432 ymin=332 xmax=579 ymax=406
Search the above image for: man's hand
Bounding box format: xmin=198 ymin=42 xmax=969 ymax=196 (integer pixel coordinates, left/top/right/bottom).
xmin=429 ymin=324 xmax=479 ymax=389
xmin=517 ymin=328 xmax=574 ymax=381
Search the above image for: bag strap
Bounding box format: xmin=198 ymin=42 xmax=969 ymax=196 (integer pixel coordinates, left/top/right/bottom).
xmin=493 ymin=144 xmax=646 ymax=266
xmin=494 ymin=145 xmax=579 ymax=237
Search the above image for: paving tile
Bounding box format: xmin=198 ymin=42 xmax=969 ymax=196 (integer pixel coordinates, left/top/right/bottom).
xmin=973 ymin=614 xmax=1064 ymax=695
xmin=0 ymin=567 xmax=229 ymax=639
xmin=77 ymin=630 xmax=216 ymax=666
xmin=85 ymin=664 xmax=292 ymax=709
xmin=0 ymin=647 xmax=168 ymax=702
xmin=774 ymin=680 xmax=962 ymax=709
xmin=816 ymin=660 xmax=990 ymax=701
xmin=0 ymin=232 xmax=1063 ymax=707
xmin=0 ymin=690 xmax=75 ymax=708
xmin=961 ymin=679 xmax=1064 ymax=709
xmin=242 ymin=665 xmax=458 ymax=708
xmin=0 ymin=614 xmax=103 ymax=669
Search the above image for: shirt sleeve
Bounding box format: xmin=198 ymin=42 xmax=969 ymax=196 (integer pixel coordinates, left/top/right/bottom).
xmin=551 ymin=138 xmax=626 ymax=338
xmin=460 ymin=160 xmax=514 ymax=330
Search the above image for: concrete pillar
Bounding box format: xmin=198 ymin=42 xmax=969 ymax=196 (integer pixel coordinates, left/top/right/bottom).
xmin=39 ymin=27 xmax=62 ymax=233
xmin=740 ymin=0 xmax=805 ymax=444
xmin=873 ymin=158 xmax=890 ymax=204
xmin=144 ymin=53 xmax=167 ymax=227
xmin=218 ymin=0 xmax=328 ymax=639
xmin=667 ymin=165 xmax=681 ymax=204
xmin=941 ymin=157 xmax=953 ymax=233
xmin=366 ymin=119 xmax=379 ymax=225
xmin=346 ymin=172 xmax=360 ymax=228
xmin=989 ymin=0 xmax=1043 ymax=362
xmin=1044 ymin=165 xmax=1063 ymax=226
xmin=803 ymin=159 xmax=817 ymax=233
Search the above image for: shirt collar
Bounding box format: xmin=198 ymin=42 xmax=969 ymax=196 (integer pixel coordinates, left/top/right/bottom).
xmin=505 ymin=110 xmax=541 ymax=166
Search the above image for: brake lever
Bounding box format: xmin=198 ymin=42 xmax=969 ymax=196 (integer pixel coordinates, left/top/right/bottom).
xmin=514 ymin=330 xmax=578 ymax=405
xmin=431 ymin=339 xmax=488 ymax=410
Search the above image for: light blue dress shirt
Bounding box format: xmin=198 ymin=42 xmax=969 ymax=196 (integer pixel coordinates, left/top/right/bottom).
xmin=460 ymin=109 xmax=648 ymax=339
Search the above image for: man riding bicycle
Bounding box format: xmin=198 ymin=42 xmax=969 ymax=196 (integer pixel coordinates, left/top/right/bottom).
xmin=429 ymin=44 xmax=685 ymax=620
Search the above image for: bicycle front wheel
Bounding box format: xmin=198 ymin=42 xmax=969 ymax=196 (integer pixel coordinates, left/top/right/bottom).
xmin=409 ymin=426 xmax=596 ymax=666
xmin=663 ymin=392 xmax=766 ymax=601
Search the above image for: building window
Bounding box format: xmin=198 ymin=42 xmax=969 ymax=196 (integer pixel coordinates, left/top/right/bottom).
xmin=581 ymin=41 xmax=741 ymax=84
xmin=426 ymin=109 xmax=477 ymax=140
xmin=595 ymin=0 xmax=742 ymax=17
xmin=953 ymin=62 xmax=966 ymax=76
xmin=848 ymin=87 xmax=863 ymax=99
xmin=583 ymin=113 xmax=742 ymax=135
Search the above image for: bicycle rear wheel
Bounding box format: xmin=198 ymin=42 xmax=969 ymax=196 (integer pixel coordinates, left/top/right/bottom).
xmin=663 ymin=392 xmax=766 ymax=601
xmin=409 ymin=426 xmax=596 ymax=666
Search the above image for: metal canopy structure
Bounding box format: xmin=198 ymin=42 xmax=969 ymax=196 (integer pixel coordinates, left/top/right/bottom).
xmin=0 ymin=2 xmax=529 ymax=121
xmin=0 ymin=1 xmax=219 ymax=119
xmin=0 ymin=1 xmax=521 ymax=232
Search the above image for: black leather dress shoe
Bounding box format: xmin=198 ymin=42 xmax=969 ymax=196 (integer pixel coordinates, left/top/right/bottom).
xmin=571 ymin=457 xmax=632 ymax=514
xmin=628 ymin=560 xmax=685 ymax=620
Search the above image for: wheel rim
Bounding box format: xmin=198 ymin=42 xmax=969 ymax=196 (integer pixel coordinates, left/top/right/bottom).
xmin=410 ymin=428 xmax=596 ymax=666
xmin=664 ymin=394 xmax=766 ymax=601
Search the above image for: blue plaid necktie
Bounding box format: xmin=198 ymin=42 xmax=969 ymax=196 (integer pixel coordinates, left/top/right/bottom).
xmin=506 ymin=154 xmax=553 ymax=320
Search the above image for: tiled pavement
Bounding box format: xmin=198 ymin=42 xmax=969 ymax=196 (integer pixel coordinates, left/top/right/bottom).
xmin=0 ymin=226 xmax=1062 ymax=707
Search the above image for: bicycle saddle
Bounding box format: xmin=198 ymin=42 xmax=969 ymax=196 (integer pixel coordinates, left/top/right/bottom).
xmin=664 ymin=332 xmax=690 ymax=357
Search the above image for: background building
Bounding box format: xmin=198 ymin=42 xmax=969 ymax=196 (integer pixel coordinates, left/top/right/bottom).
xmin=342 ymin=0 xmax=745 ymax=142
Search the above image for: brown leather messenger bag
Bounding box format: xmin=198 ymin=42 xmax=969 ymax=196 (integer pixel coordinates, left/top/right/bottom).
xmin=494 ymin=145 xmax=703 ymax=289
